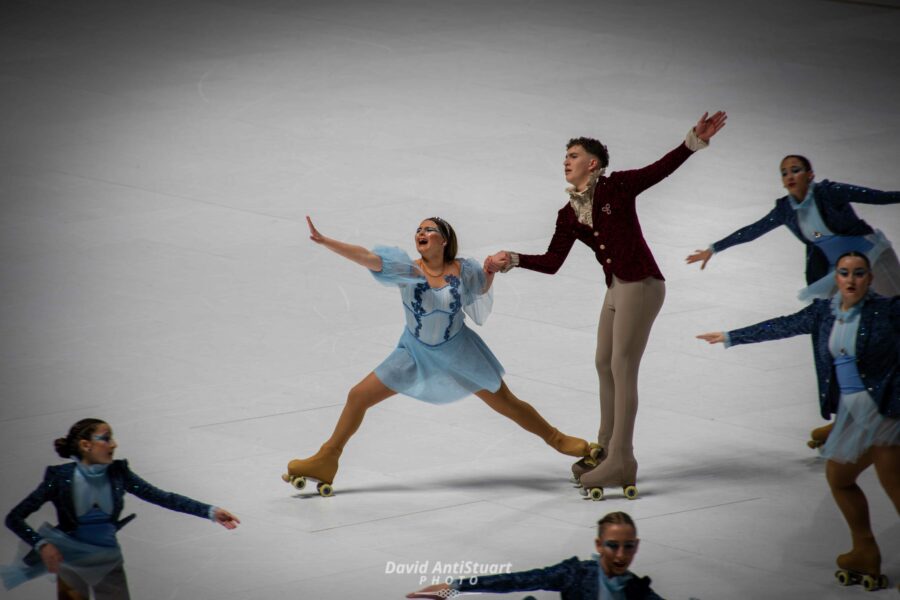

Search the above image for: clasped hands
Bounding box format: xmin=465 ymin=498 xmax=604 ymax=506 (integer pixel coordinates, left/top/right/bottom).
xmin=483 ymin=251 xmax=510 ymax=274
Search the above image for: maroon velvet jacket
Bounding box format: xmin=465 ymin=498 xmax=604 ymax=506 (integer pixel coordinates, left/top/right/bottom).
xmin=518 ymin=142 xmax=694 ymax=287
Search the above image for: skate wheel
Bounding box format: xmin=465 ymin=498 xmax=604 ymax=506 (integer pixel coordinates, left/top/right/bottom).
xmin=589 ymin=487 xmax=604 ymax=501
xmin=317 ymin=482 xmax=334 ymax=497
xmin=623 ymin=485 xmax=638 ymax=500
xmin=291 ymin=476 xmax=307 ymax=490
xmin=835 ymin=570 xmax=851 ymax=586
xmin=862 ymin=575 xmax=879 ymax=591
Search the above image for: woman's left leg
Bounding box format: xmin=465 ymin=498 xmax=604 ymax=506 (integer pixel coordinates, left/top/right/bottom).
xmin=475 ymin=381 xmax=592 ymax=458
xmin=871 ymin=444 xmax=900 ymax=514
xmin=826 ymin=453 xmax=881 ymax=574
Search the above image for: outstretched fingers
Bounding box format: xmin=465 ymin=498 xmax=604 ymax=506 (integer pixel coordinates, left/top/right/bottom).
xmin=685 ymin=248 xmax=712 ymax=269
xmin=306 ymin=215 xmax=325 ymax=243
xmin=696 ymin=332 xmax=725 ymax=344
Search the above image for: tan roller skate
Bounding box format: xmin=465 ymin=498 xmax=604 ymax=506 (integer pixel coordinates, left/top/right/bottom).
xmin=544 ymin=429 xmax=599 ymax=461
xmin=282 ymin=445 xmax=341 ymax=497
xmin=579 ymin=456 xmax=638 ymax=501
xmin=570 ymin=444 xmax=605 ymax=487
xmin=835 ymin=545 xmax=889 ymax=591
xmin=807 ymin=422 xmax=834 ymax=449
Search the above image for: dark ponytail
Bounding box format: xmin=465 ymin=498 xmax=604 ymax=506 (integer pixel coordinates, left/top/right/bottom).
xmin=55 ymin=418 xmax=106 ymax=459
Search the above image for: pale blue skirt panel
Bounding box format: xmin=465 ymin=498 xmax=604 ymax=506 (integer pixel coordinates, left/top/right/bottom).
xmin=1 ymin=523 xmax=123 ymax=591
xmin=821 ymin=391 xmax=900 ymax=463
xmin=375 ymin=326 xmax=504 ymax=404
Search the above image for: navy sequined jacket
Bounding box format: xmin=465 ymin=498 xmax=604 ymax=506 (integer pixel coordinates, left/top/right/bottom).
xmin=728 ymin=295 xmax=900 ymax=419
xmin=5 ymin=459 xmax=212 ymax=565
xmin=455 ymin=556 xmax=663 ymax=600
xmin=711 ymin=180 xmax=899 ymax=285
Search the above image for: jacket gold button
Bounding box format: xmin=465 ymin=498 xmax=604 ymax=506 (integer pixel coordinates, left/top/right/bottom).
xmin=606 ymin=258 xmax=612 ymax=264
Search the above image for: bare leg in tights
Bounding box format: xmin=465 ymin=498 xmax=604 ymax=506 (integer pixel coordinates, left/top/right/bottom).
xmin=476 ymin=381 xmax=592 ymax=457
xmin=287 ymin=374 xmax=592 ymax=486
xmin=825 ymin=444 xmax=900 ymax=576
xmin=286 ymin=372 xmax=396 ymax=485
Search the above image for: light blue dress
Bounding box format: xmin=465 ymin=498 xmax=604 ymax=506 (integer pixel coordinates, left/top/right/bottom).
xmin=820 ymin=296 xmax=900 ymax=463
xmin=370 ymin=246 xmax=505 ymax=404
xmin=1 ymin=463 xmax=123 ymax=591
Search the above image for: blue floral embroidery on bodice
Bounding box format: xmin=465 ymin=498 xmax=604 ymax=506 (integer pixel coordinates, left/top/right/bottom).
xmin=404 ymin=274 xmax=465 ymax=346
xmin=411 ymin=281 xmax=429 ymax=338
xmin=445 ymin=275 xmax=461 ymax=341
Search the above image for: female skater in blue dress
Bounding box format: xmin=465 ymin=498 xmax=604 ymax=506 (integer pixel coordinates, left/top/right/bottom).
xmin=283 ymin=217 xmax=596 ymax=496
xmin=697 ymin=252 xmax=898 ymax=591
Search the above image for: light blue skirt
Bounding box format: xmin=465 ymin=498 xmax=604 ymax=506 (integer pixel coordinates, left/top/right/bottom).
xmin=821 ymin=391 xmax=900 ymax=463
xmin=1 ymin=523 xmax=123 ymax=591
xmin=375 ymin=326 xmax=505 ymax=404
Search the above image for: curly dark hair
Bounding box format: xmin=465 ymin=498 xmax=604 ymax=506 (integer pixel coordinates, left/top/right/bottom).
xmin=567 ymin=137 xmax=609 ymax=169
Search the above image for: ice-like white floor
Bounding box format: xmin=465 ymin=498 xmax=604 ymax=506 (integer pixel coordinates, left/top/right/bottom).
xmin=1 ymin=1 xmax=899 ymax=598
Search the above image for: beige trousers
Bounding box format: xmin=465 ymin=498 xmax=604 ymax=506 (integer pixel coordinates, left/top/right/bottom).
xmin=594 ymin=276 xmax=665 ymax=462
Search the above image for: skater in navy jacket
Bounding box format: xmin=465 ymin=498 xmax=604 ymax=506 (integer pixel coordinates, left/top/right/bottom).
xmin=408 ymin=512 xmax=664 ymax=600
xmin=4 ymin=418 xmax=240 ymax=599
xmin=698 ymin=252 xmax=898 ymax=590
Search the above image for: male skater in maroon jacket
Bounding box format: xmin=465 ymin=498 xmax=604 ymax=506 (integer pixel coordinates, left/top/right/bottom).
xmin=486 ymin=112 xmax=727 ymax=498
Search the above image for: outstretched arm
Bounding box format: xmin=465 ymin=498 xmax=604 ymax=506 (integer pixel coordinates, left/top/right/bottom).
xmin=617 ymin=111 xmax=727 ymax=196
xmin=510 ymin=210 xmax=579 ymax=275
xmin=822 ymin=180 xmax=900 ymax=206
xmin=697 ymin=302 xmax=822 ymax=348
xmin=307 ymin=216 xmax=383 ymax=271
xmin=704 ymin=204 xmax=786 ymax=258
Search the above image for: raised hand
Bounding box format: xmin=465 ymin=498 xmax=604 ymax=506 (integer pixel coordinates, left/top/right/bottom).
xmin=696 ymin=332 xmax=725 ymax=344
xmin=307 ymin=216 xmax=326 ymax=244
xmin=213 ymin=508 xmax=241 ymax=530
xmin=685 ymin=248 xmax=713 ymax=270
xmin=40 ymin=543 xmax=63 ymax=574
xmin=694 ymin=111 xmax=727 ymax=142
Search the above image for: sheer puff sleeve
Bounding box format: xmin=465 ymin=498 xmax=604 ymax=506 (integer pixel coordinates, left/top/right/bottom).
xmin=369 ymin=246 xmax=424 ymax=287
xmin=460 ymin=258 xmax=493 ymax=325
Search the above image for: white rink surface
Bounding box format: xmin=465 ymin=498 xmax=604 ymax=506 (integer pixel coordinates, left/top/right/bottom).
xmin=1 ymin=1 xmax=899 ymax=599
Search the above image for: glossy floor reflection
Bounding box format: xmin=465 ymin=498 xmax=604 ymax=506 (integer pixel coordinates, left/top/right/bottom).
xmin=1 ymin=1 xmax=898 ymax=599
